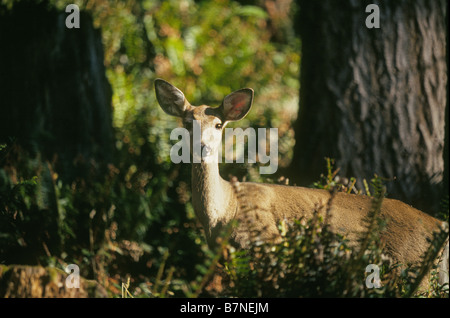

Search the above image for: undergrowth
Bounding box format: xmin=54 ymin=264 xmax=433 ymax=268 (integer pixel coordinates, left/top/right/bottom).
xmin=125 ymin=158 xmax=449 ymax=298
xmin=1 ymin=146 xmax=448 ymax=298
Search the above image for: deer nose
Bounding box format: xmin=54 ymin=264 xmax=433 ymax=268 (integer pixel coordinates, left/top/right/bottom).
xmin=201 ymin=145 xmax=212 ymax=157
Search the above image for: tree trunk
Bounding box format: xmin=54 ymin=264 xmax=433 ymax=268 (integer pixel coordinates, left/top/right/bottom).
xmin=290 ymin=0 xmax=447 ymax=215
xmin=0 ymin=1 xmax=115 ymax=264
xmin=0 ymin=0 xmax=114 ymax=183
xmin=444 ymin=9 xmax=449 ymax=209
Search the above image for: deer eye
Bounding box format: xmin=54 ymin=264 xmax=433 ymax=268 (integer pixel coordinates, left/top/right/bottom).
xmin=215 ymin=123 xmax=223 ymax=130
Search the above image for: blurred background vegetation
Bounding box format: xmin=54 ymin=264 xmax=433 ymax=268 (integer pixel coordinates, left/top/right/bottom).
xmin=0 ymin=0 xmax=301 ymax=297
xmin=0 ymin=0 xmax=447 ymax=298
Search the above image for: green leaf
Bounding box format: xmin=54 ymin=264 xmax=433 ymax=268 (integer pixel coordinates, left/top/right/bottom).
xmin=234 ymin=5 xmax=268 ymax=19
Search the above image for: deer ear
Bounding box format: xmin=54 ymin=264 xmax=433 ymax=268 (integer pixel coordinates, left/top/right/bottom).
xmin=221 ymin=88 xmax=254 ymax=122
xmin=155 ymin=79 xmax=190 ymax=117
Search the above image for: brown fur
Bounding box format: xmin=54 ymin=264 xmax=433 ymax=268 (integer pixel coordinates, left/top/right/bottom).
xmin=155 ymin=79 xmax=449 ymax=288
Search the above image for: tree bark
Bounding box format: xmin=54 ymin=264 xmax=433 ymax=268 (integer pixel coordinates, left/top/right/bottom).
xmin=0 ymin=0 xmax=114 ymax=183
xmin=444 ymin=8 xmax=449 ymax=208
xmin=290 ymin=0 xmax=447 ymax=215
xmin=0 ymin=1 xmax=115 ymax=264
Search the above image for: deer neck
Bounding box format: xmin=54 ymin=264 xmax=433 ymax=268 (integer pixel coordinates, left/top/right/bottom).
xmin=191 ymin=161 xmax=237 ymax=240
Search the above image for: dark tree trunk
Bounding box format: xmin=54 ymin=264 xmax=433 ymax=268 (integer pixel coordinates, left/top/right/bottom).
xmin=0 ymin=0 xmax=114 ymax=183
xmin=290 ymin=0 xmax=447 ymax=215
xmin=0 ymin=1 xmax=115 ymax=264
xmin=444 ymin=7 xmax=449 ymax=209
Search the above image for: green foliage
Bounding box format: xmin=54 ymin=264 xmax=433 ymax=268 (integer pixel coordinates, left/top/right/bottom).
xmin=215 ymin=176 xmax=449 ymax=298
xmin=1 ymin=0 xmax=447 ymax=299
xmin=1 ymin=0 xmax=299 ymax=295
xmin=117 ymin=171 xmax=449 ymax=299
xmin=220 ymin=216 xmax=448 ymax=297
xmin=312 ymin=158 xmax=390 ymax=199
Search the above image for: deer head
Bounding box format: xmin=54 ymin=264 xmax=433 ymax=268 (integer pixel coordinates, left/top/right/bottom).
xmin=155 ymin=79 xmax=254 ymax=161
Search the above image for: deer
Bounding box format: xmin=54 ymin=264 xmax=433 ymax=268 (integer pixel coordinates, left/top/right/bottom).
xmin=154 ymin=78 xmax=449 ymax=288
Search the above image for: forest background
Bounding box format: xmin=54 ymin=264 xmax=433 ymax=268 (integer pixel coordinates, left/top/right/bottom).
xmin=0 ymin=0 xmax=448 ymax=298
